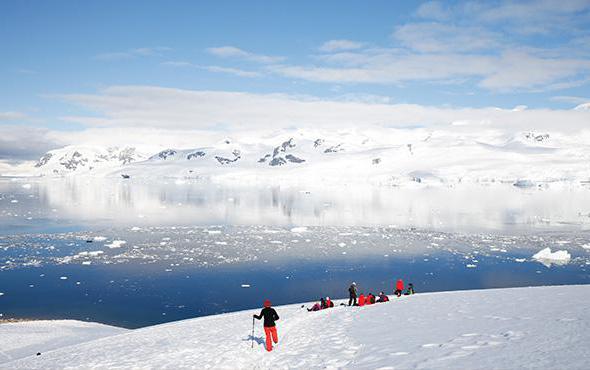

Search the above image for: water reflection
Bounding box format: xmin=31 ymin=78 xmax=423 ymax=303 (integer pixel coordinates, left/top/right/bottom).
xmin=1 ymin=178 xmax=590 ymax=234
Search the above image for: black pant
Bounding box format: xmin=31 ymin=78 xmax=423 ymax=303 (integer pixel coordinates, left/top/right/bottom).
xmin=348 ymin=296 xmax=357 ymax=306
xmin=394 ymin=289 xmax=402 ymax=297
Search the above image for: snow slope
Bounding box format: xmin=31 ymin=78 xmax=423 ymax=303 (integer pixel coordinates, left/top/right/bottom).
xmin=0 ymin=320 xmax=127 ymax=364
xmin=5 ymin=285 xmax=590 ymax=369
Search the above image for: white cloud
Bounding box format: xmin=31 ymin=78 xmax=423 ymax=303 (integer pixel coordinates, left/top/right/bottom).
xmin=392 ymin=23 xmax=499 ymax=53
xmin=416 ymin=1 xmax=452 ymax=21
xmin=319 ymin=40 xmax=365 ymax=52
xmin=203 ymin=66 xmax=261 ymax=78
xmin=479 ymin=51 xmax=590 ymax=91
xmin=56 ymin=85 xmax=590 ymax=134
xmin=270 ymin=51 xmax=493 ymax=84
xmin=162 ymin=61 xmax=261 ymax=77
xmin=0 ymin=125 xmax=62 ymax=159
xmin=206 ymin=46 xmax=285 ymax=64
xmin=551 ymin=95 xmax=590 ymax=105
xmin=0 ymin=111 xmax=27 ymax=121
xmin=94 ymin=47 xmax=171 ymax=61
xmin=270 ymin=44 xmax=590 ymax=91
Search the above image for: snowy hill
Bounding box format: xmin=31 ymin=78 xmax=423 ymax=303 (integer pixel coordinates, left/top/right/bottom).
xmin=0 ymin=320 xmax=126 ymax=364
xmin=3 ymin=285 xmax=590 ymax=369
xmin=10 ymin=129 xmax=590 ymax=186
xmin=32 ymin=145 xmax=146 ymax=176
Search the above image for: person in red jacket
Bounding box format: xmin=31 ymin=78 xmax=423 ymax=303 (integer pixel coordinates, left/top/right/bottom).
xmin=365 ymin=293 xmax=374 ymax=305
xmin=253 ymin=299 xmax=280 ymax=351
xmin=358 ymin=293 xmax=365 ymax=306
xmin=394 ymin=279 xmax=404 ymax=297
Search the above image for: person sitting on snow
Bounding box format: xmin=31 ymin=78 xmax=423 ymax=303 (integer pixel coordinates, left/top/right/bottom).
xmin=324 ymin=296 xmax=333 ymax=308
xmin=358 ymin=293 xmax=366 ymax=306
xmin=377 ymin=292 xmax=389 ymax=302
xmin=307 ymin=302 xmax=321 ymax=312
xmin=394 ymin=278 xmax=404 ymax=297
xmin=253 ymin=299 xmax=280 ymax=352
xmin=404 ymin=283 xmax=415 ymax=295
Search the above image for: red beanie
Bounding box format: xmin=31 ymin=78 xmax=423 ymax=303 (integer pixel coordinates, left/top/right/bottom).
xmin=264 ymin=299 xmax=271 ymax=307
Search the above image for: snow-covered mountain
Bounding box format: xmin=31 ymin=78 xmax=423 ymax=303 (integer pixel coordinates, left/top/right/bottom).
xmin=32 ymin=145 xmax=147 ymax=176
xmin=16 ymin=129 xmax=590 ymax=186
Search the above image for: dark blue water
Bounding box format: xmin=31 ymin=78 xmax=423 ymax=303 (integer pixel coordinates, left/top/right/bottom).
xmin=1 ymin=251 xmax=587 ymax=329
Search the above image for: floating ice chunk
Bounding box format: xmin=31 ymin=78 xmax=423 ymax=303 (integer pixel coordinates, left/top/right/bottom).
xmin=214 ymin=241 xmax=227 ymax=245
xmin=338 ymin=242 xmax=346 ymax=247
xmin=532 ymin=247 xmax=571 ymax=267
xmin=206 ymin=230 xmax=222 ymax=235
xmin=241 ymin=284 xmax=251 ymax=288
xmin=10 ymin=200 xmax=18 ymax=203
xmin=290 ymin=227 xmax=308 ymax=233
xmin=105 ymin=240 xmax=127 ymax=249
xmin=60 ymin=276 xmax=68 ymax=280
xmin=0 ymin=292 xmax=4 ymax=296
xmin=130 ymin=227 xmax=142 ymax=231
xmin=466 ymin=264 xmax=477 ymax=268
xmin=515 ymin=258 xmax=526 ymax=263
xmin=82 ymin=261 xmax=92 ymax=265
xmin=21 ymin=184 xmax=32 ymax=189
xmin=581 ymin=244 xmax=590 ymax=250
xmin=93 ymin=236 xmax=107 ymax=242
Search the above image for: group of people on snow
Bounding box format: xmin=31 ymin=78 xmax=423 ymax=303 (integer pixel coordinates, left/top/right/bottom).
xmin=307 ymin=296 xmax=334 ymax=311
xmin=348 ymin=279 xmax=414 ymax=306
xmin=253 ymin=278 xmax=416 ymax=352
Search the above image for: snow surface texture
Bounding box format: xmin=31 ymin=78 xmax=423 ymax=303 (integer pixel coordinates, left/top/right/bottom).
xmin=6 ymin=129 xmax=590 ymax=188
xmin=4 ymin=285 xmax=590 ymax=369
xmin=0 ymin=320 xmax=127 ymax=364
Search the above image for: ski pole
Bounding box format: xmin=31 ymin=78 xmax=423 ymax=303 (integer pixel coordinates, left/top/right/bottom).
xmin=251 ymin=316 xmax=255 ymax=349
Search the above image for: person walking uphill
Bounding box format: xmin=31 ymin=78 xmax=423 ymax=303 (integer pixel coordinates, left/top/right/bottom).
xmin=348 ymin=282 xmax=358 ymax=306
xmin=253 ymin=299 xmax=280 ymax=352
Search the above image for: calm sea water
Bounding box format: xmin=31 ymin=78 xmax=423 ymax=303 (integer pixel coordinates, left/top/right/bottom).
xmin=0 ymin=178 xmax=589 ymax=328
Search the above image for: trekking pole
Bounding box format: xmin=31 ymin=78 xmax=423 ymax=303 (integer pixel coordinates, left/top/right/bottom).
xmin=251 ymin=316 xmax=255 ymax=349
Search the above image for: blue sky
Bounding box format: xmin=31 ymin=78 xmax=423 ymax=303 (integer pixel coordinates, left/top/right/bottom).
xmin=1 ymin=0 xmax=590 ymax=159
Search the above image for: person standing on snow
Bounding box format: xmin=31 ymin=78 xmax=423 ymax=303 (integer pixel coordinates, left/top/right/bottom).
xmin=253 ymin=299 xmax=280 ymax=352
xmin=348 ymin=282 xmax=358 ymax=306
xmin=394 ymin=278 xmax=404 ymax=297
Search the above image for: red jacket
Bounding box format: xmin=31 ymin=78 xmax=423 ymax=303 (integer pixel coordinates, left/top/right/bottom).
xmin=358 ymin=294 xmax=365 ymax=306
xmin=396 ymin=279 xmax=404 ymax=291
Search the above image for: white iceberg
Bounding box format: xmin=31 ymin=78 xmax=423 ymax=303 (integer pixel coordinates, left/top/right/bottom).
xmin=532 ymin=247 xmax=571 ymax=267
